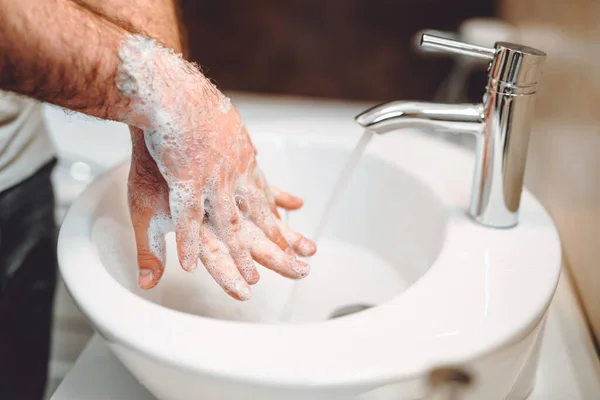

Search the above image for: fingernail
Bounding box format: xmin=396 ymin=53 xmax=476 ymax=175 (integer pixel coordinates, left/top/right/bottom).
xmin=184 ymin=259 xmax=198 ymax=272
xmin=242 ymin=263 xmax=260 ymax=285
xmin=235 ymin=280 xmax=252 ymax=301
xmin=250 ymin=268 xmax=260 ymax=285
xmin=138 ymin=269 xmax=154 ymax=288
xmin=296 ymin=237 xmax=317 ymax=257
xmin=291 ymin=259 xmax=310 ymax=278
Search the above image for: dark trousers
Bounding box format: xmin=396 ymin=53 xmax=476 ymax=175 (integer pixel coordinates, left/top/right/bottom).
xmin=0 ymin=160 xmax=58 ymax=400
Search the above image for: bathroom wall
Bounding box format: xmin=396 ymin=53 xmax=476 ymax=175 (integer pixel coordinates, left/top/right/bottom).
xmin=177 ymin=0 xmax=495 ymax=102
xmin=498 ymin=0 xmax=600 ymax=349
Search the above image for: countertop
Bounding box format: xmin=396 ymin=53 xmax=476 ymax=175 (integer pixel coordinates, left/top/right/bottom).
xmin=44 ymin=93 xmax=600 ymax=400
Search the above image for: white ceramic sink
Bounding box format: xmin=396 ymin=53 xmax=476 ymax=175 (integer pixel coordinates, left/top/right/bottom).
xmin=58 ymin=116 xmax=561 ymax=400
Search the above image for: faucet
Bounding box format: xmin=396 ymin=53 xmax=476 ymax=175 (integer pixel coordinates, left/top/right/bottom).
xmin=355 ymin=34 xmax=546 ymax=229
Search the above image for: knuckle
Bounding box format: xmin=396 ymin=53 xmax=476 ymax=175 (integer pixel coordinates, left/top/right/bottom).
xmin=202 ymin=236 xmax=223 ymax=254
xmin=229 ymin=213 xmax=242 ymax=230
xmin=137 ymin=248 xmax=161 ymax=268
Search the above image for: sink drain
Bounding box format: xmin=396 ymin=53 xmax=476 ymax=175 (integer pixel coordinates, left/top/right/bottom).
xmin=328 ymin=304 xmax=374 ymax=319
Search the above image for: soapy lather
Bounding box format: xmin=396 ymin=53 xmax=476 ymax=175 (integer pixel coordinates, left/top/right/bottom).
xmin=118 ymin=35 xmax=316 ymax=300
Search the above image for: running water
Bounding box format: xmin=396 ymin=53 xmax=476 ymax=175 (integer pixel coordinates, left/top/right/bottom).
xmin=280 ymin=129 xmax=375 ymax=321
xmin=311 ymin=129 xmax=375 ymax=243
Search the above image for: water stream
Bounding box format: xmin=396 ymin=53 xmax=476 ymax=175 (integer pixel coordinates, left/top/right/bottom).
xmin=311 ymin=129 xmax=375 ymax=243
xmin=279 ymin=129 xmax=375 ymax=321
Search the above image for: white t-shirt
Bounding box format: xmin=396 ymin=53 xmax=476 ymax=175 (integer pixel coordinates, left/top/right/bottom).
xmin=0 ymin=90 xmax=55 ymax=193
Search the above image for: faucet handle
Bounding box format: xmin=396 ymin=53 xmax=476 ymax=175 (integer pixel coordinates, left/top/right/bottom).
xmin=421 ymin=33 xmax=546 ymax=89
xmin=420 ymin=34 xmax=495 ymax=61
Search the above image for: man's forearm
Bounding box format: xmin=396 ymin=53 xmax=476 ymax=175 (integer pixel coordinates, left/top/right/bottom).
xmin=71 ymin=0 xmax=187 ymax=167
xmin=0 ymin=0 xmax=129 ymax=120
xmin=73 ymin=0 xmax=185 ymax=54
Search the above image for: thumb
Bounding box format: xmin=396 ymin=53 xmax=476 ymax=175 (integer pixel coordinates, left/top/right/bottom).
xmin=128 ymin=157 xmax=172 ymax=289
xmin=128 ymin=126 xmax=172 ymax=289
xmin=130 ymin=204 xmax=170 ymax=290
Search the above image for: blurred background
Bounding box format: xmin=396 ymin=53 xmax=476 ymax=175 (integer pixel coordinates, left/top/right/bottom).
xmin=177 ymin=0 xmax=494 ymax=102
xmin=48 ymin=0 xmax=600 ymax=397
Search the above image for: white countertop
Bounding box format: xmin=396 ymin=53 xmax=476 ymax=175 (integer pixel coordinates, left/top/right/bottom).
xmin=45 ymin=93 xmax=600 ymax=400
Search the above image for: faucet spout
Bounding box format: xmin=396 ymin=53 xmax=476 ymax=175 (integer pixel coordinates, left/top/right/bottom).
xmin=354 ymin=33 xmax=546 ymax=229
xmin=355 ymin=101 xmax=484 ymax=136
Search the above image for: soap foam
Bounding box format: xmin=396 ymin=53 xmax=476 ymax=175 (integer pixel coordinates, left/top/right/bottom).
xmin=117 ymin=35 xmax=250 ymax=294
xmin=218 ymin=93 xmax=232 ymax=114
xmin=116 ymin=34 xmax=312 ymax=298
xmin=147 ymin=213 xmax=175 ymax=265
xmin=117 ymin=35 xmax=219 ymax=247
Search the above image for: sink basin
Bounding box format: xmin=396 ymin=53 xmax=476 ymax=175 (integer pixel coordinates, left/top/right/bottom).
xmin=58 ymin=116 xmax=561 ymax=400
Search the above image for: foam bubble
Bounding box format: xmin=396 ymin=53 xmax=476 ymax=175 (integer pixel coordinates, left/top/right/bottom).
xmin=147 ymin=213 xmax=175 ymax=263
xmin=218 ymin=93 xmax=232 ymax=114
xmin=117 ymin=34 xmax=311 ymax=299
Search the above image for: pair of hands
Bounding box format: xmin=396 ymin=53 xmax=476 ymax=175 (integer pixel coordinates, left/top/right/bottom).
xmin=121 ymin=36 xmax=316 ymax=300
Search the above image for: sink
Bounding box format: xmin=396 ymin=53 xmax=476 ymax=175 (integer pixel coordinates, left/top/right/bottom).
xmin=57 ymin=116 xmax=561 ymax=400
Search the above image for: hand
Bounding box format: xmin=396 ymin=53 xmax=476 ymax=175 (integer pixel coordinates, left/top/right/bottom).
xmin=122 ymin=36 xmax=316 ymax=300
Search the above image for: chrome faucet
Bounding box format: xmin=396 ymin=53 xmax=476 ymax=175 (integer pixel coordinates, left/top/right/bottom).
xmin=355 ymin=34 xmax=546 ymax=228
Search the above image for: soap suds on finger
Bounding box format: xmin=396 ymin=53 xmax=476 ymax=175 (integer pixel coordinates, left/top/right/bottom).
xmin=147 ymin=213 xmax=174 ymax=265
xmin=118 ymin=34 xmax=315 ymax=300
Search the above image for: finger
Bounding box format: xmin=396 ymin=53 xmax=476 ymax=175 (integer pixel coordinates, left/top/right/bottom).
xmin=129 ymin=140 xmax=172 ymax=289
xmin=168 ymin=184 xmax=204 ymax=272
xmin=131 ymin=209 xmax=171 ymax=290
xmin=198 ymin=224 xmax=252 ymax=301
xmin=270 ymin=186 xmax=304 ymax=210
xmin=246 ymin=188 xmax=290 ymax=251
xmin=275 ymin=219 xmax=317 ymax=257
xmin=175 ymin=218 xmax=202 ymax=272
xmin=270 ymin=202 xmax=281 ymax=219
xmin=248 ymin=170 xmax=289 ymax=244
xmin=211 ymin=194 xmax=259 ymax=285
xmin=233 ymin=248 xmax=260 ymax=285
xmin=241 ymin=220 xmax=310 ymax=279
